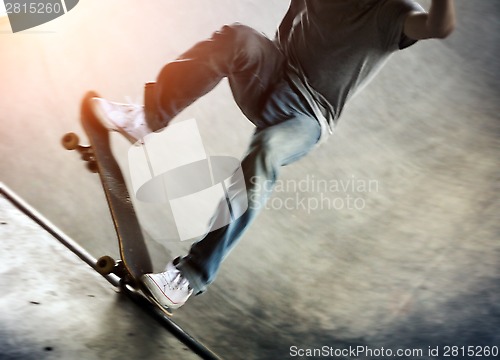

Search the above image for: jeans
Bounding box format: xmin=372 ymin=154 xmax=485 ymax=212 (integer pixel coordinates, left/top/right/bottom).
xmin=148 ymin=24 xmax=321 ymax=294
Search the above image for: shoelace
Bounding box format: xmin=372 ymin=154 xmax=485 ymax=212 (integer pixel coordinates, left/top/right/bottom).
xmin=115 ymin=103 xmax=145 ymax=130
xmin=161 ymin=272 xmax=190 ymax=291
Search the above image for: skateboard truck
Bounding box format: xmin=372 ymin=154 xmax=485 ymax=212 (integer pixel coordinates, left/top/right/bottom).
xmin=95 ymin=255 xmax=134 ymax=283
xmin=61 ymin=132 xmax=97 ymax=173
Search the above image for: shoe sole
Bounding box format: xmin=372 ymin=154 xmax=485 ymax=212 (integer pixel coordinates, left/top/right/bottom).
xmin=139 ymin=283 xmax=174 ymax=317
xmin=141 ymin=274 xmax=185 ymax=310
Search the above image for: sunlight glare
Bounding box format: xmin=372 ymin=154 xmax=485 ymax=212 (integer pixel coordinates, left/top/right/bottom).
xmin=0 ymin=1 xmax=7 ymax=18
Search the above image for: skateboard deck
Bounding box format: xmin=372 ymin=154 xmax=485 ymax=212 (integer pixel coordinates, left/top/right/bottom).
xmin=62 ymin=91 xmax=172 ymax=316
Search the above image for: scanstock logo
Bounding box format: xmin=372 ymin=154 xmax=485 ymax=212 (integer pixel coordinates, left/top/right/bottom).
xmin=1 ymin=1 xmax=79 ymax=33
xmin=128 ymin=119 xmax=248 ymax=242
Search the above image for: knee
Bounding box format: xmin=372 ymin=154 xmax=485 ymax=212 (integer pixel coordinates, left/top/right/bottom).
xmin=246 ymin=119 xmax=320 ymax=169
xmin=216 ymin=23 xmax=259 ymax=41
xmin=212 ymin=23 xmax=268 ymax=63
xmin=244 ymin=131 xmax=281 ymax=171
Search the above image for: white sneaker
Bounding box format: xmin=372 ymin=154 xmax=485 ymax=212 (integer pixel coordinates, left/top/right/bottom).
xmin=91 ymin=98 xmax=153 ymax=144
xmin=141 ymin=259 xmax=193 ymax=310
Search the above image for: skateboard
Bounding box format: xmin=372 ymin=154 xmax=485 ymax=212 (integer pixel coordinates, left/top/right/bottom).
xmin=61 ymin=91 xmax=172 ymax=316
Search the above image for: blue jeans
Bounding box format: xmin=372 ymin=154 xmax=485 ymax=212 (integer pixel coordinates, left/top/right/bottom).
xmin=148 ymin=24 xmax=321 ymax=294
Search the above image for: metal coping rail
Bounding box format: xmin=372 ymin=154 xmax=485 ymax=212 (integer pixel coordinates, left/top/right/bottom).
xmin=0 ymin=182 xmax=222 ymax=360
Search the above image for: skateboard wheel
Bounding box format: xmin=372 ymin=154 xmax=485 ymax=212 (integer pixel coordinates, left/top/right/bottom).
xmin=61 ymin=132 xmax=79 ymax=150
xmin=96 ymin=255 xmax=116 ymax=275
xmin=87 ymin=161 xmax=98 ymax=173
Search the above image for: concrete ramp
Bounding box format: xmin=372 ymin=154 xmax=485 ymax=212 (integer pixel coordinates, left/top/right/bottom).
xmin=0 ymin=185 xmax=214 ymax=360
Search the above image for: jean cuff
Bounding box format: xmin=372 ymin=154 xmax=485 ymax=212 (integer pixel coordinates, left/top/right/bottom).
xmin=176 ymin=257 xmax=207 ymax=295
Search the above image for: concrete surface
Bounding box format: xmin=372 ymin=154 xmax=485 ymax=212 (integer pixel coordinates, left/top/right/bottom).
xmin=0 ymin=0 xmax=499 ymax=359
xmin=0 ymin=194 xmax=199 ymax=360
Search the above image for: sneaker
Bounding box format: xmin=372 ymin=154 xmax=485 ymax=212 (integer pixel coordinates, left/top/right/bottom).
xmin=91 ymin=98 xmax=153 ymax=144
xmin=141 ymin=258 xmax=193 ymax=310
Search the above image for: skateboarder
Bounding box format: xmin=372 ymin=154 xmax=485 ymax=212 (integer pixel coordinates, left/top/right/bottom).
xmin=92 ymin=0 xmax=455 ymax=310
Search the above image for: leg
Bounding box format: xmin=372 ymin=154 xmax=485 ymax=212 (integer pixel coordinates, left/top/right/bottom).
xmin=92 ymin=24 xmax=284 ymax=142
xmin=177 ymin=113 xmax=321 ymax=294
xmin=148 ymin=24 xmax=285 ymax=130
xmin=141 ymin=25 xmax=319 ymax=307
